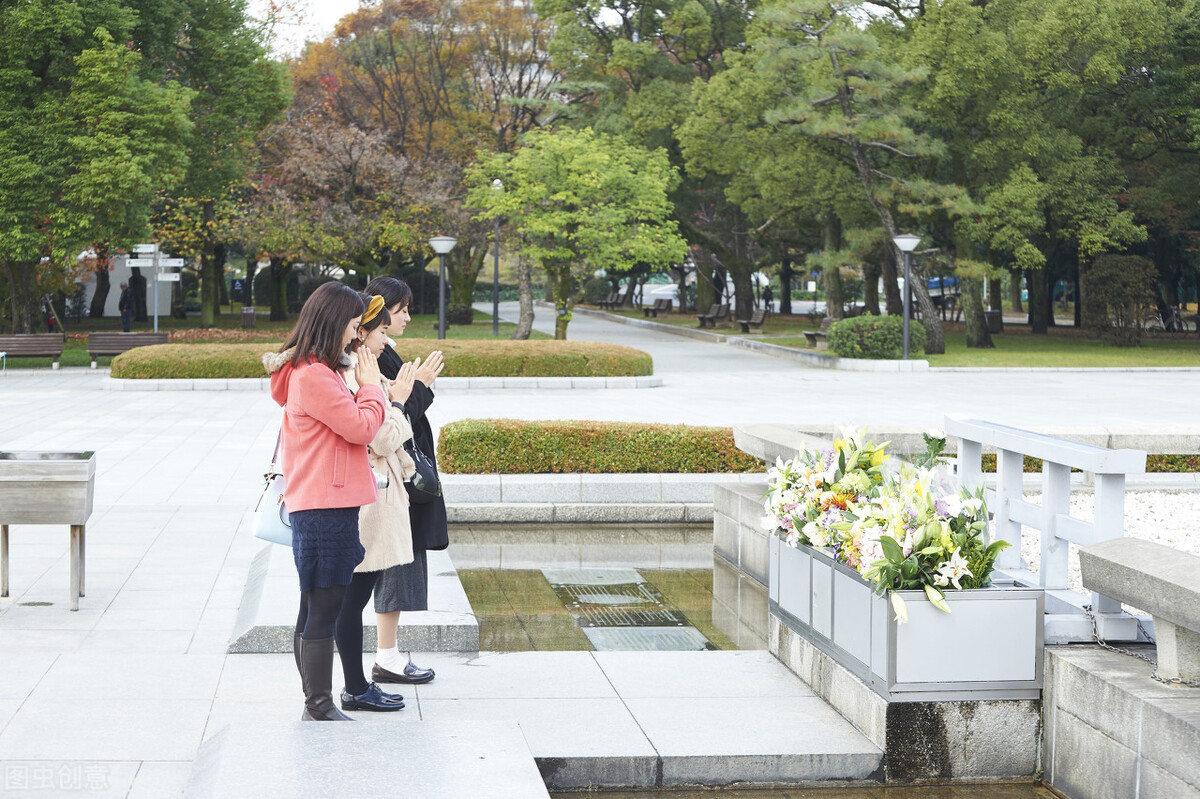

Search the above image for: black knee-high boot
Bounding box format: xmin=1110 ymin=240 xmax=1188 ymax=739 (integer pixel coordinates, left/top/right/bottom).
xmin=300 ymin=636 xmax=352 ymax=721
xmin=293 ymin=633 xmax=302 ymax=677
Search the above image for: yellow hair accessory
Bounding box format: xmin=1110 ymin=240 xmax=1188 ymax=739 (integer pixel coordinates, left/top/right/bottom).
xmin=362 ymin=294 xmax=385 ymax=325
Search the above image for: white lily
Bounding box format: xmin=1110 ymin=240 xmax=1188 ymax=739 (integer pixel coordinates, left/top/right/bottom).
xmin=935 ymin=550 xmax=974 ymax=590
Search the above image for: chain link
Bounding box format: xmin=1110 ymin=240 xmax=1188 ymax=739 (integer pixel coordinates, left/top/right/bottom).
xmin=1082 ymin=605 xmax=1200 ymax=689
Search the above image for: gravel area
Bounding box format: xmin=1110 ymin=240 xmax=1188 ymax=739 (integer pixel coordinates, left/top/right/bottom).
xmin=1017 ymin=488 xmax=1200 ymax=597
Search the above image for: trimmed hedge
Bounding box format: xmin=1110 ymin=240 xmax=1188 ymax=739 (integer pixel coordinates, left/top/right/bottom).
xmin=110 ymin=339 xmax=652 ymax=379
xmin=438 ymin=419 xmax=762 ymax=474
xmin=827 ymin=314 xmax=926 ymax=359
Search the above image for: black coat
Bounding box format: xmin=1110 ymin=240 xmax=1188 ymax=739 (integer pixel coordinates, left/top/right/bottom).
xmin=379 ymin=344 xmax=448 ymax=551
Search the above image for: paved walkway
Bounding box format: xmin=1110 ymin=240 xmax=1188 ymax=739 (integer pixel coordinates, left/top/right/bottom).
xmin=0 ymin=305 xmax=1195 ymax=795
xmin=455 ymin=301 xmax=1200 ymax=430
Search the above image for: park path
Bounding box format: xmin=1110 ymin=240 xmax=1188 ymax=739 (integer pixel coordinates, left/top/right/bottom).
xmin=456 ymin=300 xmax=1200 ymax=431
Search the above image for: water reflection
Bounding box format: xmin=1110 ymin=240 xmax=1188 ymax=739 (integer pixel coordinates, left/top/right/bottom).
xmin=449 ymin=524 xmax=759 ymax=651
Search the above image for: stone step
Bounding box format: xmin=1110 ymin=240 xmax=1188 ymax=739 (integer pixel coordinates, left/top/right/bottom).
xmin=206 ymin=649 xmax=884 ymax=791
xmin=185 ymin=720 xmax=550 ymax=798
xmin=228 ymin=544 xmax=478 ymax=653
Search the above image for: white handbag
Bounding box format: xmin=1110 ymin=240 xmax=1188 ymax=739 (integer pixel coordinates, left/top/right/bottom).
xmin=253 ymin=431 xmax=292 ymax=546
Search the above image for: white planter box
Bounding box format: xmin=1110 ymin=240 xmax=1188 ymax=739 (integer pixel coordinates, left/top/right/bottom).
xmin=769 ymin=538 xmax=1044 ymax=701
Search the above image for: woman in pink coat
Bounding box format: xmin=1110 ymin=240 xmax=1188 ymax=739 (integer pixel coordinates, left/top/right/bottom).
xmin=265 ymin=282 xmax=387 ymax=721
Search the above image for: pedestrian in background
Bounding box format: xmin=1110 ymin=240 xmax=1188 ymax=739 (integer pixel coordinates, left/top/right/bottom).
xmin=118 ymin=282 xmax=133 ymax=332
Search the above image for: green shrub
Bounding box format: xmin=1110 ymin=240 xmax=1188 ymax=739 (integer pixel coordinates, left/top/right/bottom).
xmin=583 ymin=277 xmax=612 ymax=304
xmin=439 ymin=420 xmax=763 ymax=473
xmin=1085 ymin=254 xmax=1157 ymax=347
xmin=981 ymin=452 xmax=1200 ymax=473
xmin=111 ymin=344 xmax=273 ymax=379
xmin=826 ymin=313 xmax=926 ymax=359
xmin=111 ymin=339 xmax=653 ymax=379
xmin=446 ymin=304 xmax=474 ymax=325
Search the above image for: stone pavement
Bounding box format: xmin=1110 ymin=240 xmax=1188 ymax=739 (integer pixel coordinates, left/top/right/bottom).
xmin=0 ymin=306 xmax=1195 ymax=795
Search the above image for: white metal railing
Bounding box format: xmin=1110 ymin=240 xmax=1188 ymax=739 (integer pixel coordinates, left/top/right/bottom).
xmin=946 ymin=415 xmax=1148 ymax=643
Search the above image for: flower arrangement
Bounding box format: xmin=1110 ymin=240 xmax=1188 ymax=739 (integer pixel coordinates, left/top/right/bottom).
xmin=763 ymin=431 xmax=1009 ymax=621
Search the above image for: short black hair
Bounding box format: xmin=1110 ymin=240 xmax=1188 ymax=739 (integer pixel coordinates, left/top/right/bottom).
xmin=363 ymin=276 xmax=413 ymax=312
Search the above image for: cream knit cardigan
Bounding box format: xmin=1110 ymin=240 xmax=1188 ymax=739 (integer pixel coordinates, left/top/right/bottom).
xmin=345 ymin=360 xmax=417 ymax=573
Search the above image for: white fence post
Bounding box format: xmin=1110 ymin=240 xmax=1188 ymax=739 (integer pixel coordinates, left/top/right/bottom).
xmin=943 ymin=415 xmax=1147 ymax=643
xmin=994 ymin=449 xmax=1025 ymax=571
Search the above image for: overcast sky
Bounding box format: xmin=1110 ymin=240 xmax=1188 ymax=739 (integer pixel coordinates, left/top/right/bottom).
xmin=247 ymin=0 xmax=363 ymax=58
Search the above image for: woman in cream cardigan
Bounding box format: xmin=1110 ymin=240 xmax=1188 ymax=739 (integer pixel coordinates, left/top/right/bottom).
xmin=334 ymin=294 xmax=420 ymax=712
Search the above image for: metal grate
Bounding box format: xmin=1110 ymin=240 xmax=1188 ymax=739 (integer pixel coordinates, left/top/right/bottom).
xmin=542 ymin=567 xmax=713 ymax=651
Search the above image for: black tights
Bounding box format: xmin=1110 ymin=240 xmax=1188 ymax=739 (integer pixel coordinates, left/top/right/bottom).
xmin=334 ymin=570 xmax=379 ymax=696
xmin=295 ymin=585 xmax=347 ymax=641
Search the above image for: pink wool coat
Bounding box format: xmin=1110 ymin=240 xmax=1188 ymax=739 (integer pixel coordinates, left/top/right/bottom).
xmin=265 ymin=350 xmax=386 ymax=513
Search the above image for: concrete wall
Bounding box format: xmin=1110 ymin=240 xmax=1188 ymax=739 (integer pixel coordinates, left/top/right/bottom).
xmin=1042 ymin=645 xmax=1200 ymax=798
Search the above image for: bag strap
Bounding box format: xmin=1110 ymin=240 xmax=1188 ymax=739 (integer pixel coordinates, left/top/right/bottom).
xmin=266 ymin=417 xmax=283 ymax=479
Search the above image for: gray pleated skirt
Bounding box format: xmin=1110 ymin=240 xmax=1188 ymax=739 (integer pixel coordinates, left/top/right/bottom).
xmin=373 ymin=549 xmax=428 ymax=613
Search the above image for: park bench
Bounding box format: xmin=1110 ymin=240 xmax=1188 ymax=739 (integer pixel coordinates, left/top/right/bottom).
xmin=697 ymin=303 xmax=730 ymax=328
xmin=803 ymin=317 xmax=835 ymax=349
xmin=1079 ymin=538 xmax=1200 ymax=682
xmin=0 ymin=334 xmax=65 ymax=369
xmin=737 ymin=308 xmax=768 ymax=334
xmin=86 ymin=332 xmax=169 ymax=368
xmin=597 ymin=292 xmax=627 ymax=310
xmin=643 ymin=298 xmax=672 ymax=318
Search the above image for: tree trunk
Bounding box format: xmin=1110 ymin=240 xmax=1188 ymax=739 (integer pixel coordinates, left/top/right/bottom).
xmin=4 ymin=260 xmax=40 ymax=333
xmin=449 ymin=246 xmax=486 ymax=307
xmin=171 ymin=278 xmax=187 ymax=319
xmin=693 ymin=249 xmax=717 ymax=313
xmin=129 ymin=268 xmax=149 ymax=322
xmin=988 ymin=277 xmax=1003 ymax=311
xmin=216 ymin=242 xmax=229 ymax=310
xmin=245 ymin=256 xmax=258 ymax=306
xmin=89 ymin=254 xmax=111 ymax=319
xmin=862 ymin=257 xmax=881 ymax=316
xmin=881 ymin=244 xmax=902 ymax=315
xmin=780 ymin=255 xmax=794 ymax=314
xmin=269 ymin=257 xmax=289 ymax=322
xmin=511 ymin=253 xmax=534 ymax=340
xmin=962 ymin=274 xmax=993 ymax=348
xmin=822 ymin=213 xmax=844 ymax=320
xmin=1073 ymin=270 xmax=1082 ymax=328
xmin=909 ymin=275 xmax=945 ymax=354
xmin=730 ymin=262 xmax=755 ymax=322
xmin=1028 ymin=268 xmax=1048 ymax=334
xmin=1010 ymin=269 xmax=1024 ymax=313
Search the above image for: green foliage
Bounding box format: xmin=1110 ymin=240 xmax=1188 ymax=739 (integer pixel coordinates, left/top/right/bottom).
xmin=111 ymin=340 xmax=652 ymax=379
xmin=466 ymin=127 xmax=688 ymax=338
xmin=111 ymin=343 xmax=271 ymax=379
xmin=438 ymin=420 xmax=762 ymax=474
xmin=583 ymin=277 xmax=612 ymax=304
xmin=1085 ymin=254 xmax=1158 ymax=346
xmin=826 ymin=314 xmax=926 ymax=360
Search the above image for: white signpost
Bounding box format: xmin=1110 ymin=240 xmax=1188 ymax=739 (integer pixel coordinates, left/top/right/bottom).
xmin=133 ymin=245 xmax=183 ymax=332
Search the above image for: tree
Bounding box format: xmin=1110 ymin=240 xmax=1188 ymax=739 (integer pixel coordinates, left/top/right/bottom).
xmin=0 ymin=2 xmax=194 ymax=332
xmin=157 ymin=0 xmax=289 ymax=327
xmin=467 ymin=128 xmax=688 ymax=338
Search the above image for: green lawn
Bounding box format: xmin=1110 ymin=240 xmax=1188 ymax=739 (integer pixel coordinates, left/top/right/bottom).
xmin=755 ymin=326 xmax=1200 ymax=367
xmin=4 ymin=310 xmax=546 ymax=369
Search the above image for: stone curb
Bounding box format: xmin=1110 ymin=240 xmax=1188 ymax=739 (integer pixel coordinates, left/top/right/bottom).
xmin=99 ymin=374 xmax=662 ymax=391
xmin=442 ymin=472 xmax=763 ymax=505
xmin=446 ymin=502 xmax=714 ymax=524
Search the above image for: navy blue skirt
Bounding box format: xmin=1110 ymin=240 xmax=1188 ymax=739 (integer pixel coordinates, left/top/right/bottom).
xmin=290 ymin=507 xmax=364 ymax=591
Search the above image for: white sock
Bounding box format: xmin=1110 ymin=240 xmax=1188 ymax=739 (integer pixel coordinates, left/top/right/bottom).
xmin=376 ymin=647 xmax=407 ymax=672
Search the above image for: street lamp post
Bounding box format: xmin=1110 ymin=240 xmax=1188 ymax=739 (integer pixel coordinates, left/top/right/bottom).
xmin=491 ymin=179 xmax=503 ymax=337
xmin=429 ymin=236 xmax=457 ymax=340
xmin=892 ymin=234 xmax=922 ymax=359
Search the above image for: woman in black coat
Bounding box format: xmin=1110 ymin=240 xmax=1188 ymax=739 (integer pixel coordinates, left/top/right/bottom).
xmin=362 ymin=277 xmax=446 ymax=685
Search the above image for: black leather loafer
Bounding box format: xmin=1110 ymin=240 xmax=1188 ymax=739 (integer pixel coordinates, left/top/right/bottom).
xmin=372 ymin=661 xmax=436 ymax=685
xmin=340 ymin=683 xmax=405 ymax=711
